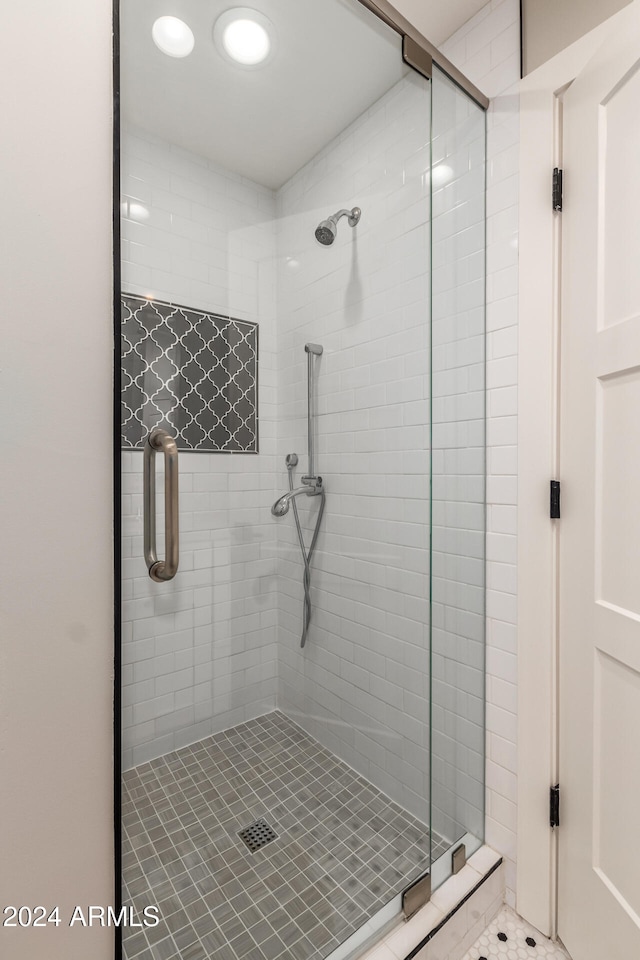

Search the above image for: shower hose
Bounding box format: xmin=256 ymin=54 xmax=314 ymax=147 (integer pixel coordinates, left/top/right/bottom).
xmin=288 ymin=465 xmax=326 ymax=648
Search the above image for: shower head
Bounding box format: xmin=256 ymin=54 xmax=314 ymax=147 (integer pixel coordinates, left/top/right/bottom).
xmin=315 ymin=220 xmax=337 ymax=246
xmin=271 ymin=494 xmax=291 ymax=517
xmin=271 ymin=486 xmax=313 ymax=517
xmin=314 ymin=207 xmax=361 ymax=246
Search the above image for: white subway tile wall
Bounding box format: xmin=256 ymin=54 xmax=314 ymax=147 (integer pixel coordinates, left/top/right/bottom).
xmin=274 ymin=72 xmax=433 ymax=823
xmin=120 ymin=128 xmax=279 ymax=768
xmin=440 ymin=0 xmax=520 ymax=907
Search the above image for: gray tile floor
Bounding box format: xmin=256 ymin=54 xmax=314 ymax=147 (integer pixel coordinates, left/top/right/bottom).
xmin=122 ymin=711 xmax=448 ymax=960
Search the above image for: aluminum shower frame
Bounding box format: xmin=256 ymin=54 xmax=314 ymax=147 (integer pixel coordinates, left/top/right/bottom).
xmin=355 ymin=0 xmax=490 ymax=110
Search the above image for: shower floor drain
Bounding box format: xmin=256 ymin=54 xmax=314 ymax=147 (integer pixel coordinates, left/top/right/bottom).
xmin=238 ymin=818 xmax=278 ymax=853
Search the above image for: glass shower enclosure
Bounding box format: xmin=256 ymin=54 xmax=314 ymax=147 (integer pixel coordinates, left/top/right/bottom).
xmin=117 ymin=2 xmax=486 ymax=958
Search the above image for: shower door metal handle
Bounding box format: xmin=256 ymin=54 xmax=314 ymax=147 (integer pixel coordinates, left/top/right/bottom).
xmin=143 ymin=428 xmax=179 ymax=582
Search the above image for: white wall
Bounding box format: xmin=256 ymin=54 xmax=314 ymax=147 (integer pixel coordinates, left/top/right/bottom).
xmin=119 ymin=128 xmax=279 ymax=767
xmin=275 ymin=72 xmax=433 ymax=822
xmin=439 ymin=0 xmax=521 ymax=907
xmin=0 ymin=2 xmax=114 ymax=958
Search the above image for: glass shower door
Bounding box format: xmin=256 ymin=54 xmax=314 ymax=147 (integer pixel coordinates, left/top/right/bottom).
xmin=429 ymin=63 xmax=487 ymax=888
xmin=118 ymin=2 xmax=487 ymax=957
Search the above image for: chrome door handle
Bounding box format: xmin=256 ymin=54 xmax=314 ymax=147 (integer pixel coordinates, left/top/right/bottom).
xmin=143 ymin=428 xmax=179 ymax=582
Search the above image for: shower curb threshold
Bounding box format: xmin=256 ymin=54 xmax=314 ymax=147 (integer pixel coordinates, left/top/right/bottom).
xmin=357 ymin=846 xmax=504 ymax=960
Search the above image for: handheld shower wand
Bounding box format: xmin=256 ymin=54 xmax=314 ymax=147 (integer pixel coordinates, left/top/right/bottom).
xmin=271 ymin=455 xmax=312 ymax=517
xmin=277 ymin=453 xmax=325 ymax=648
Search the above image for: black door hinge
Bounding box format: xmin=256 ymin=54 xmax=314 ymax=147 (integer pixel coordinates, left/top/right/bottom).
xmin=553 ymin=168 xmax=563 ymax=212
xmin=550 ymin=480 xmax=561 ymax=519
xmin=550 ymin=784 xmax=560 ymax=827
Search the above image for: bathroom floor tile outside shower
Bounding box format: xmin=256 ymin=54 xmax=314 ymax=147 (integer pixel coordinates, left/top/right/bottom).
xmin=122 ymin=712 xmax=447 ymax=960
xmin=461 ymin=906 xmax=571 ymax=960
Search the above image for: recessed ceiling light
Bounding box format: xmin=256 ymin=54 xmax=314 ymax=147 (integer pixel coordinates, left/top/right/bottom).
xmin=152 ymin=16 xmax=195 ymax=58
xmin=223 ymin=18 xmax=269 ymax=64
xmin=214 ymin=8 xmax=274 ymax=67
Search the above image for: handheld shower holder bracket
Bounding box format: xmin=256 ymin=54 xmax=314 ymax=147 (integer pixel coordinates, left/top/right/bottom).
xmin=301 ymin=475 xmax=323 ymax=494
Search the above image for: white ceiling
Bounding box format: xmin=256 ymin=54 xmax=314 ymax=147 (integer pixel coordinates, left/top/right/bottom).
xmin=120 ymin=0 xmax=485 ymax=190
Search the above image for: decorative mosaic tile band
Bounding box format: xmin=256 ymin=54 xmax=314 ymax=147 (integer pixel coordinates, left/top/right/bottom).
xmin=121 ymin=294 xmax=258 ymax=452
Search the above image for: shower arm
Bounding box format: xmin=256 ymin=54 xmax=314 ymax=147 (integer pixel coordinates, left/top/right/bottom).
xmin=333 ymin=208 xmax=361 ymax=227
xmin=302 ymin=343 xmax=323 ymax=492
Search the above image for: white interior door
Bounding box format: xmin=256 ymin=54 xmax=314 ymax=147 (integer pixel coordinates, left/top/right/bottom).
xmin=559 ymin=2 xmax=640 ymax=957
